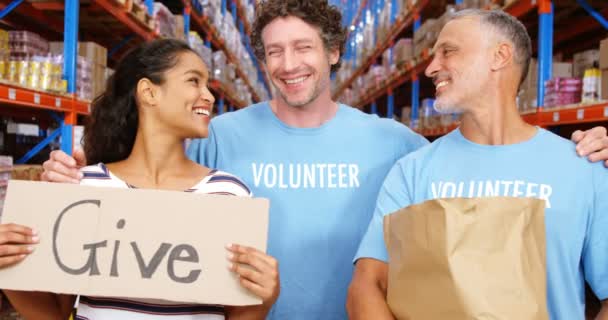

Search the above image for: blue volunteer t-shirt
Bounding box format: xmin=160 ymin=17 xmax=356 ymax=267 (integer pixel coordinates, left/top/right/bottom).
xmin=187 ymin=102 xmax=428 ymax=319
xmin=355 ymin=127 xmax=608 ymax=320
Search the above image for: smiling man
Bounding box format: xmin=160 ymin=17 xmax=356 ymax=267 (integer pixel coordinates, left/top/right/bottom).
xmin=348 ymin=9 xmax=608 ymax=320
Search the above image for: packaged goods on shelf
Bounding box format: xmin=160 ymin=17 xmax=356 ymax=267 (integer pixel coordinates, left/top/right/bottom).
xmin=49 ymin=41 xmax=107 ymax=67
xmin=2 ymin=55 xmax=65 ymax=94
xmin=581 ymin=68 xmax=601 ymax=103
xmin=518 ymin=59 xmax=573 ymax=111
xmin=572 ymin=49 xmax=599 ymax=78
xmin=212 ymin=51 xmax=227 ymax=82
xmin=413 ymin=19 xmax=438 ymax=58
xmin=382 ymin=48 xmax=396 ymax=75
xmin=189 ymin=32 xmax=212 ymax=68
xmin=393 ymin=38 xmax=413 ymax=68
xmin=368 ymin=65 xmax=387 ymax=90
xmin=9 ymin=31 xmax=49 ymax=56
xmin=237 ymin=0 xmax=255 ymax=26
xmin=543 ymin=77 xmax=582 ymax=108
xmin=153 ymin=2 xmax=177 ymax=39
xmin=0 ymin=29 xmax=9 ymax=60
xmin=175 ymin=15 xmax=186 ymax=41
xmin=234 ymin=78 xmax=252 ymax=106
xmin=376 ymin=1 xmax=391 ymax=45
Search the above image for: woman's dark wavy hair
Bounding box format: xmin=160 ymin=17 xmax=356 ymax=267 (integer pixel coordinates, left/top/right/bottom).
xmin=83 ymin=39 xmax=194 ymax=165
xmin=251 ymin=0 xmax=347 ymax=73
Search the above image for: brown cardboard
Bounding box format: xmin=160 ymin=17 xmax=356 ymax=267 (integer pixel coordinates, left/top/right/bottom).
xmin=384 ymin=197 xmax=548 ymax=320
xmin=600 ymin=38 xmax=608 ymax=70
xmin=573 ymin=49 xmax=600 ymax=78
xmin=49 ymin=42 xmax=107 ymax=67
xmin=0 ymin=180 xmax=269 ymax=306
xmin=602 ymin=69 xmax=608 ymax=100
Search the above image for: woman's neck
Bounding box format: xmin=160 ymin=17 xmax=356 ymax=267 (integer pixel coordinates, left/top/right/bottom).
xmin=107 ymin=126 xmax=208 ymax=190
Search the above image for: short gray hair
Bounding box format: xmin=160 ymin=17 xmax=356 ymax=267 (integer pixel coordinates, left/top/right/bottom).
xmin=452 ymin=9 xmax=532 ymax=86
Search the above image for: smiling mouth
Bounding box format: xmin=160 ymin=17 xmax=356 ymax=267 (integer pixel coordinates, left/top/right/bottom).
xmin=193 ymin=107 xmax=211 ymax=116
xmin=436 ymin=80 xmax=450 ymax=89
xmin=282 ymin=75 xmax=310 ymax=85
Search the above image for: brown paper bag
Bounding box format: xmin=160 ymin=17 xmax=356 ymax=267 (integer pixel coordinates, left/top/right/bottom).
xmin=384 ymin=197 xmax=549 ymax=320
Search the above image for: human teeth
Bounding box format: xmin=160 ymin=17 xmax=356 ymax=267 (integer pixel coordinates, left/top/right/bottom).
xmin=436 ymin=81 xmax=449 ymax=89
xmin=194 ymin=109 xmax=210 ymax=116
xmin=285 ymin=76 xmax=307 ymax=84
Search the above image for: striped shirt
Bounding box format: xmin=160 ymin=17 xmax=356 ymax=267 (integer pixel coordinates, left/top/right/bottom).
xmin=75 ymin=163 xmax=252 ymax=320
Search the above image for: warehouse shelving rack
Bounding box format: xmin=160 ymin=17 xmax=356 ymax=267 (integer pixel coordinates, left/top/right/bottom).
xmin=335 ymin=0 xmax=608 ymax=138
xmin=0 ymin=0 xmax=265 ymax=162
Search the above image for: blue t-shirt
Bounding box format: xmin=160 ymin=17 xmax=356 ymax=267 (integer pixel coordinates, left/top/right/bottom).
xmin=355 ymin=127 xmax=608 ymax=319
xmin=188 ymin=102 xmax=428 ymax=319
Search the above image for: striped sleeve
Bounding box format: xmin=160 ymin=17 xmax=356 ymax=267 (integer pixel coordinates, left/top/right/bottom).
xmin=202 ymin=171 xmax=252 ymax=197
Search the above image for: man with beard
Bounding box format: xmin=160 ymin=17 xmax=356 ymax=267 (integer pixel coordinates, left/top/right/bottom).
xmin=348 ymin=9 xmax=607 ymax=320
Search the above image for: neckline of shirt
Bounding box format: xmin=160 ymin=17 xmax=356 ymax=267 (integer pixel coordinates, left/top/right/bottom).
xmin=451 ymin=126 xmax=545 ymax=151
xmin=98 ymin=163 xmax=217 ymax=191
xmin=261 ymin=101 xmax=346 ymax=135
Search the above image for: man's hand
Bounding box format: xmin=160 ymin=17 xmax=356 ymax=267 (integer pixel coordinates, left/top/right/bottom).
xmin=41 ymin=148 xmax=87 ymax=183
xmin=572 ymin=127 xmax=608 ymax=167
xmin=0 ymin=223 xmax=38 ymax=268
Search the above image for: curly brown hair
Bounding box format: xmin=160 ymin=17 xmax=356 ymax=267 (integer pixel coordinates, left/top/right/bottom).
xmin=251 ymin=0 xmax=347 ymax=73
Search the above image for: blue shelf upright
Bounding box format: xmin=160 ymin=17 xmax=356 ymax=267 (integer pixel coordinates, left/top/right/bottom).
xmin=410 ymin=12 xmax=421 ymax=129
xmin=537 ymin=1 xmax=553 ymax=108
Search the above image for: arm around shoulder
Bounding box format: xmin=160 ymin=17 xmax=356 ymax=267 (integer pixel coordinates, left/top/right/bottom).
xmin=347 ymin=258 xmax=395 ymax=320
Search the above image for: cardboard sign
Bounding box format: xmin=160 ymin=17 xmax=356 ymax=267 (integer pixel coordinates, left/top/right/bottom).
xmin=0 ymin=180 xmax=269 ymax=306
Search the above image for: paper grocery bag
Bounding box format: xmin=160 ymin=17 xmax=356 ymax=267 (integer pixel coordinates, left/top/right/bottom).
xmin=384 ymin=197 xmax=548 ymax=320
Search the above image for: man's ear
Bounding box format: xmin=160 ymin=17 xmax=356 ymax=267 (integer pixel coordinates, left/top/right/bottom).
xmin=328 ymin=47 xmax=340 ymax=66
xmin=136 ymin=78 xmax=158 ymax=108
xmin=492 ymin=42 xmax=514 ymax=72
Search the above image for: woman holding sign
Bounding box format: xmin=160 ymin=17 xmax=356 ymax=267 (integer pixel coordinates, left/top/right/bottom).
xmin=4 ymin=39 xmax=279 ymax=320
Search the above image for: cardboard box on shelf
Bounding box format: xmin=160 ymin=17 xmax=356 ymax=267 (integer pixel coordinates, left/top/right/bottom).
xmin=601 ymin=69 xmax=608 ymax=100
xmin=50 ymin=41 xmax=107 ymax=67
xmin=175 ymin=15 xmax=185 ymax=41
xmin=600 ymin=38 xmax=608 ymax=70
xmin=519 ymin=59 xmax=574 ymax=110
xmin=92 ymin=64 xmax=106 ymax=99
xmin=572 ymin=49 xmax=599 ymax=78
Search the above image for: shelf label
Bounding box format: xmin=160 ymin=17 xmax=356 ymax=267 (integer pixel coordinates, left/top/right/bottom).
xmin=55 ymin=98 xmax=61 ymax=108
xmin=552 ymin=112 xmax=559 ymax=122
xmin=8 ymin=89 xmax=16 ymax=100
xmin=604 ymin=106 xmax=608 ymax=118
xmin=577 ymin=109 xmax=584 ymax=120
xmin=34 ymin=93 xmax=40 ymax=104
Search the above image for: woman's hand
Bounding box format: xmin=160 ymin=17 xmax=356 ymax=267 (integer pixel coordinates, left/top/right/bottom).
xmin=227 ymin=243 xmax=280 ymax=309
xmin=0 ymin=223 xmax=38 ymax=268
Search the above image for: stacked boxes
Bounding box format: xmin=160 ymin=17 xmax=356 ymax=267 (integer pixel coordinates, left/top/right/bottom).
xmin=543 ymin=77 xmax=582 ymax=108
xmin=572 ymin=49 xmax=599 ymax=78
xmin=153 ymin=2 xmax=177 ymax=39
xmin=518 ymin=58 xmax=573 ymax=111
xmin=600 ymin=38 xmax=608 ymax=100
xmin=50 ymin=41 xmax=108 ymax=100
